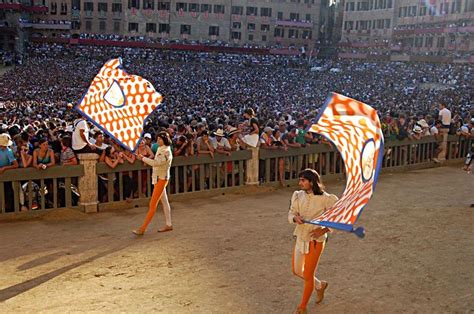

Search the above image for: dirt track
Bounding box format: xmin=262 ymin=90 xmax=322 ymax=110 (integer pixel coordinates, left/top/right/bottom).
xmin=0 ymin=166 xmax=473 ymax=313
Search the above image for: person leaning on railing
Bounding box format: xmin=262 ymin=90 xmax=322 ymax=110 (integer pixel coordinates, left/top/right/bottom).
xmin=12 ymin=134 xmax=33 ymax=168
xmin=59 ymin=136 xmax=78 ymax=166
xmin=33 ymin=138 xmax=56 ymax=171
xmin=0 ymin=133 xmax=19 ymax=212
xmin=260 ymin=126 xmax=288 ymax=186
xmin=98 ymin=145 xmax=124 ymax=202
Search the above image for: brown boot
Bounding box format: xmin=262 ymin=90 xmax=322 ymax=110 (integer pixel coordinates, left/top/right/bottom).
xmin=158 ymin=225 xmax=173 ymax=233
xmin=132 ymin=229 xmax=144 ymax=236
xmin=315 ymin=281 xmax=328 ymax=304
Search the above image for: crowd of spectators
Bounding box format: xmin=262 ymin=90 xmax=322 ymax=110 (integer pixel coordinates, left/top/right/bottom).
xmin=0 ymin=43 xmax=472 ymax=210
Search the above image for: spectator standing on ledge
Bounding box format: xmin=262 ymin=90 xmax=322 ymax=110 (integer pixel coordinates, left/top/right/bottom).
xmin=435 ymin=103 xmax=452 ymax=163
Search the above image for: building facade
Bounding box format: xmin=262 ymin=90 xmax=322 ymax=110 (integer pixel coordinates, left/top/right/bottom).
xmin=340 ymin=0 xmax=474 ymax=56
xmin=72 ymin=0 xmax=324 ymax=47
xmin=0 ymin=0 xmax=71 ymax=53
xmin=393 ymin=0 xmax=474 ymax=55
xmin=340 ymin=0 xmax=395 ymax=44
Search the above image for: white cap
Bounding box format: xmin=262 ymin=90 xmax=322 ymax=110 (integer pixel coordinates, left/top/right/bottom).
xmin=143 ymin=133 xmax=152 ymax=139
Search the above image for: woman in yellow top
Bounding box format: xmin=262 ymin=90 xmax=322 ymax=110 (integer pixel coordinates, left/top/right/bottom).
xmin=133 ymin=131 xmax=173 ymax=235
xmin=288 ymin=168 xmax=338 ymax=313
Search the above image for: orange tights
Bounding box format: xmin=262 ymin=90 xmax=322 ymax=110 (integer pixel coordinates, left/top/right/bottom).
xmin=292 ymin=240 xmax=325 ymax=310
xmin=138 ymin=179 xmax=168 ymax=232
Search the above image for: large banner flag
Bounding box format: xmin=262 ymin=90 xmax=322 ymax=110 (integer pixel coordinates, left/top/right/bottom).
xmin=75 ymin=58 xmax=162 ymax=152
xmin=306 ymin=93 xmax=384 ymax=238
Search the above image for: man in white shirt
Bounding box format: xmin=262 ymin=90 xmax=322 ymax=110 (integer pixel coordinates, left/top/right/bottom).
xmin=435 ymin=103 xmax=451 ymax=162
xmin=212 ymin=129 xmax=231 ymax=155
xmin=72 ymin=116 xmax=95 ymax=154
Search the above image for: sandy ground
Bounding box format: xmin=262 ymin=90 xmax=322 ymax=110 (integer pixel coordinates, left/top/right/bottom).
xmin=0 ymin=166 xmax=473 ymax=313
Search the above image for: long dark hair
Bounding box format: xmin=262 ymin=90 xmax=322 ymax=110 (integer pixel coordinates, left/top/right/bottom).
xmin=299 ymin=168 xmax=325 ymax=195
xmin=157 ymin=131 xmax=171 ymax=146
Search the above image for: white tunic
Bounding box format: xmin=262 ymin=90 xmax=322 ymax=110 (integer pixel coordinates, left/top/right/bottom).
xmin=288 ymin=190 xmax=338 ymax=254
xmin=142 ymin=145 xmax=173 ymax=184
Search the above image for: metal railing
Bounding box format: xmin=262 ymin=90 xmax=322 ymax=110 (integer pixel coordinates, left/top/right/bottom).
xmin=0 ymin=165 xmax=84 ymax=214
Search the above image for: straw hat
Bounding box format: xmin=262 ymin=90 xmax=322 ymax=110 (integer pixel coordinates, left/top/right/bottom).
xmin=227 ymin=127 xmax=240 ymax=136
xmin=213 ymin=129 xmax=225 ymax=137
xmin=0 ymin=133 xmax=13 ymax=147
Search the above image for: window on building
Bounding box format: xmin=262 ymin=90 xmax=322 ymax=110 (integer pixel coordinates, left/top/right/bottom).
xmin=112 ymin=3 xmax=121 ymax=12
xmin=157 ymin=1 xmax=170 ymax=10
xmin=466 ymin=0 xmax=474 ymax=12
xmin=114 ymin=21 xmax=120 ymax=32
xmin=60 ymin=2 xmax=67 ymax=14
xmin=128 ymin=0 xmax=139 ymax=9
xmin=84 ymin=2 xmax=93 ymax=11
xmin=247 ymin=23 xmax=255 ymax=31
xmin=99 ymin=20 xmax=106 ymax=31
xmin=176 ymin=2 xmax=186 ymax=11
xmin=261 ymin=24 xmax=270 ymax=32
xmin=344 ymin=21 xmax=354 ymax=30
xmin=159 ymin=23 xmax=169 ymax=33
xmin=98 ymin=3 xmax=107 ymax=12
xmin=147 ymin=23 xmax=156 ymax=32
xmin=50 ymin=2 xmax=57 ymax=14
xmin=425 ymin=37 xmax=433 ymax=47
xmin=209 ymin=26 xmax=219 ymax=36
xmin=248 ymin=34 xmax=254 ymax=41
xmin=262 ymin=35 xmax=267 ymax=41
xmin=72 ymin=21 xmax=81 ymax=30
xmin=143 ymin=0 xmax=153 ymax=10
xmin=260 ymin=7 xmax=272 ymax=17
xmin=348 ymin=2 xmax=355 ymax=11
xmin=274 ymin=27 xmax=284 ymax=37
xmin=231 ymin=6 xmax=243 ymax=15
xmin=180 ymin=24 xmax=190 ymax=34
xmin=429 ymin=6 xmax=436 ymax=15
xmin=305 ymin=14 xmax=311 ymax=21
xmin=200 ymin=4 xmax=210 ymax=12
xmin=277 ymin=11 xmax=283 ymax=20
xmin=232 ymin=22 xmax=241 ymax=29
xmin=213 ymin=4 xmax=224 ymax=14
xmin=357 ymin=1 xmax=369 ymax=11
xmin=289 ymin=13 xmax=300 ymax=20
xmin=437 ymin=37 xmax=445 ymax=48
xmin=232 ymin=32 xmax=241 ymax=40
xmin=419 ymin=6 xmax=427 ymax=16
xmin=385 ymin=19 xmax=390 ymax=28
xmin=189 ymin=3 xmax=198 ymax=12
xmin=128 ymin=22 xmax=139 ymax=32
xmin=246 ymin=7 xmax=257 ymax=15
xmin=61 ymin=3 xmax=67 ymax=15
xmin=415 ymin=37 xmax=423 ymax=47
xmin=85 ymin=20 xmax=92 ymax=30
xmin=302 ymin=30 xmax=312 ymax=39
xmin=289 ymin=29 xmax=299 ymax=38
